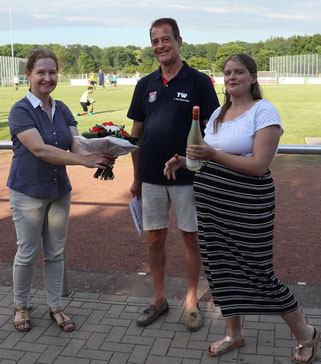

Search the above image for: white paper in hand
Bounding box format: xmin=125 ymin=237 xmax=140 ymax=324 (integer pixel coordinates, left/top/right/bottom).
xmin=129 ymin=196 xmax=143 ymax=235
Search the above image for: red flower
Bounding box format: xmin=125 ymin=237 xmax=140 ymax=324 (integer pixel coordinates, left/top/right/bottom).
xmin=82 ymin=122 xmax=138 ymax=180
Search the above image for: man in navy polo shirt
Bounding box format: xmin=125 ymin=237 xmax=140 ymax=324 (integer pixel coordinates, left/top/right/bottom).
xmin=127 ymin=17 xmax=219 ymax=330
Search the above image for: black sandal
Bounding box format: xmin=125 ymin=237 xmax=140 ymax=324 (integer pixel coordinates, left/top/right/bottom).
xmin=13 ymin=307 xmax=31 ymax=332
xmin=49 ymin=309 xmax=75 ymax=332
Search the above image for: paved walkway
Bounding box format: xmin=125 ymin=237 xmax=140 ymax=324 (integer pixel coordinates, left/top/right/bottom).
xmin=1 ymin=285 xmax=321 ymax=364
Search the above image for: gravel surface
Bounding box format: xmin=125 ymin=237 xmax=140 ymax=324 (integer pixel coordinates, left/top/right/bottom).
xmin=1 ymin=151 xmax=320 ymax=283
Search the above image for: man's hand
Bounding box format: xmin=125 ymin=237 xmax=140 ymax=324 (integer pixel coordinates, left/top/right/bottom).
xmin=163 ymin=154 xmax=185 ymax=180
xmin=130 ymin=179 xmax=142 ymax=199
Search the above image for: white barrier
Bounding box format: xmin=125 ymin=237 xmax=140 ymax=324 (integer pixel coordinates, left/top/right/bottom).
xmin=306 ymin=78 xmax=321 ymax=85
xmin=70 ymin=78 xmax=138 ymax=86
xmin=279 ymin=77 xmax=321 ymax=85
xmin=213 ymin=77 xmax=321 ymax=86
xmin=279 ymin=77 xmax=305 ymax=85
xmin=70 ymin=76 xmax=321 ymax=87
xmin=70 ymin=79 xmax=89 ymax=86
xmin=213 ymin=77 xmax=224 ymax=85
xmin=117 ymin=78 xmax=137 ymax=85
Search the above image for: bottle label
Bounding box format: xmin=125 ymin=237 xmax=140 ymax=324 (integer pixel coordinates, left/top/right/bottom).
xmin=186 ymin=157 xmax=201 ymax=168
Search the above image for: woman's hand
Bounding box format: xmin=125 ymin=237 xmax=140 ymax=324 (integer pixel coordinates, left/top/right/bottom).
xmin=186 ymin=141 xmax=216 ymax=161
xmin=164 ymin=154 xmax=185 ymax=180
xmin=81 ymin=153 xmax=115 ymax=169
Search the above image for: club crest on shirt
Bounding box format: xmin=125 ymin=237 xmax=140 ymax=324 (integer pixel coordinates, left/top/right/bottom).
xmin=149 ymin=91 xmax=157 ymax=102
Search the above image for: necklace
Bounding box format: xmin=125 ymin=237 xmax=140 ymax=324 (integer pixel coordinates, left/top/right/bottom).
xmin=42 ymin=103 xmax=53 ymax=122
xmin=42 ymin=103 xmax=51 ymax=113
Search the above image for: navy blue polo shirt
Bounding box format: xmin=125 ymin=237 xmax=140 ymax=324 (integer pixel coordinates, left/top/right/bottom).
xmin=7 ymin=93 xmax=78 ymax=198
xmin=127 ymin=62 xmax=220 ymax=185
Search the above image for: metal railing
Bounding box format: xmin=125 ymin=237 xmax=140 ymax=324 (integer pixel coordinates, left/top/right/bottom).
xmin=277 ymin=144 xmax=321 ymax=155
xmin=2 ymin=141 xmax=321 ymax=154
xmin=1 ymin=140 xmax=321 ymax=296
xmin=0 ymin=141 xmax=13 ymax=149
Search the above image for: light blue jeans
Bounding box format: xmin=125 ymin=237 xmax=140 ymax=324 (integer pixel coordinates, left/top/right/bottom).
xmin=9 ymin=189 xmax=71 ymax=308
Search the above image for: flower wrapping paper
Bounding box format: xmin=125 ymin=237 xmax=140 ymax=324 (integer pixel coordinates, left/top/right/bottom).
xmin=73 ymin=135 xmax=139 ymax=156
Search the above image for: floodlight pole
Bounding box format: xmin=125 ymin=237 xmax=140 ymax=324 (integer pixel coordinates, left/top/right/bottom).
xmin=9 ymin=0 xmax=15 ymax=81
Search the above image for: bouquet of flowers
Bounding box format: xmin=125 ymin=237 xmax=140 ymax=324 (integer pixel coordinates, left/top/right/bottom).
xmin=73 ymin=122 xmax=139 ymax=180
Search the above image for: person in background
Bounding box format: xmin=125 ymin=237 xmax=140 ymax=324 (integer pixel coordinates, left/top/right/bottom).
xmin=89 ymin=72 xmax=96 ymax=89
xmin=112 ymin=72 xmax=118 ymax=87
xmin=134 ymin=71 xmax=140 ymax=83
xmin=127 ymin=18 xmax=219 ymax=331
xmin=105 ymin=72 xmax=110 ymax=87
xmin=98 ymin=69 xmax=105 ymax=91
xmin=7 ymin=48 xmax=114 ymax=333
xmin=13 ymin=75 xmax=19 ymax=90
xmin=164 ymin=53 xmax=320 ymax=363
xmin=75 ymin=86 xmax=95 ymax=116
xmin=210 ymin=74 xmax=215 ymax=87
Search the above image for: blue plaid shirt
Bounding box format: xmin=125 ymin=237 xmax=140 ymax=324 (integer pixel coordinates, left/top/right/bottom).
xmin=7 ymin=91 xmax=78 ymax=198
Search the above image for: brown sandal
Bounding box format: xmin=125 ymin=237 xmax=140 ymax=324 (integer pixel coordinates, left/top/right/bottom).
xmin=292 ymin=327 xmax=320 ymax=364
xmin=208 ymin=336 xmax=245 ymax=357
xmin=13 ymin=307 xmax=31 ymax=332
xmin=49 ymin=309 xmax=75 ymax=332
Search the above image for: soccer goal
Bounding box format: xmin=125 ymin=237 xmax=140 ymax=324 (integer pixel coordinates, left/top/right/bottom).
xmin=258 ymin=71 xmax=278 ymax=84
xmin=199 ymin=69 xmax=211 ymax=76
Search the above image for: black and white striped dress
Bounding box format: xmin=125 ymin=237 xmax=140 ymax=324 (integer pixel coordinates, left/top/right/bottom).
xmin=194 ymin=100 xmax=299 ymax=317
xmin=194 ymin=161 xmax=299 ymax=317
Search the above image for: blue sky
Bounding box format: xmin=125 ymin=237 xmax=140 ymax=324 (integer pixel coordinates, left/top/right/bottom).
xmin=0 ymin=0 xmax=320 ymax=48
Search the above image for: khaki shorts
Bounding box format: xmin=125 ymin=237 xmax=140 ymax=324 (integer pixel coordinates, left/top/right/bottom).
xmin=142 ymin=182 xmax=197 ymax=232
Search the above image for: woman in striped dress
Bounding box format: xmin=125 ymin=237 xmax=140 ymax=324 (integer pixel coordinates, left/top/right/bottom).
xmin=164 ymin=54 xmax=320 ymax=364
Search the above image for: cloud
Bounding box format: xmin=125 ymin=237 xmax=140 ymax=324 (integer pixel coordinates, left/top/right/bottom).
xmin=33 ymin=14 xmax=50 ymax=20
xmin=167 ymin=4 xmax=230 ymax=14
xmin=0 ymin=0 xmax=320 ymax=47
xmin=267 ymin=14 xmax=306 ymax=20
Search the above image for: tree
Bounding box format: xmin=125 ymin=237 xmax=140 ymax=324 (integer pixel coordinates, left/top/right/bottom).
xmin=50 ymin=44 xmax=76 ymax=74
xmin=264 ymin=37 xmax=290 ymax=55
xmin=215 ymin=44 xmax=246 ymax=72
xmin=187 ymin=56 xmax=211 ymax=70
xmin=289 ymin=34 xmax=321 ymax=55
xmin=140 ymin=46 xmax=158 ymax=73
xmin=205 ymin=43 xmax=220 ymax=62
xmin=0 ymin=44 xmax=13 ymax=56
xmin=255 ymin=49 xmax=277 ymax=71
xmin=90 ymin=46 xmax=103 ymax=67
xmin=181 ymin=42 xmax=195 ymax=60
xmin=115 ymin=48 xmax=137 ymax=68
xmin=193 ymin=44 xmax=207 ymax=58
xmin=132 ymin=49 xmax=143 ymax=64
xmin=102 ymin=47 xmax=116 ymax=69
xmin=1 ymin=34 xmax=320 ymax=76
xmin=78 ymin=51 xmax=96 ymax=73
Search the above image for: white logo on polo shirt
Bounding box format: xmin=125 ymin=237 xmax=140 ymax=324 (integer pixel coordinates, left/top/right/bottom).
xmin=174 ymin=91 xmax=190 ymax=102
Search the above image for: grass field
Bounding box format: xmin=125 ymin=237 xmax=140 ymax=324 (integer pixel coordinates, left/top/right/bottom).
xmin=1 ymin=83 xmax=321 ymax=144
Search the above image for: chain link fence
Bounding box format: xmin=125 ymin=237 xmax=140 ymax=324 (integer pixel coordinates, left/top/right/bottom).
xmin=269 ymin=54 xmax=321 ymax=77
xmin=0 ymin=56 xmax=27 ymax=86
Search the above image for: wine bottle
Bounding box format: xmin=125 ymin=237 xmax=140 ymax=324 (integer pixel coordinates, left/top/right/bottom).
xmin=186 ymin=106 xmax=203 ymax=171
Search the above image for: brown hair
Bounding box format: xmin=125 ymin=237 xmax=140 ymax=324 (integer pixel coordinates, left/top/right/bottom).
xmin=214 ymin=53 xmax=262 ymax=133
xmin=26 ymin=48 xmax=59 ymax=73
xmin=149 ymin=18 xmax=180 ymax=41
